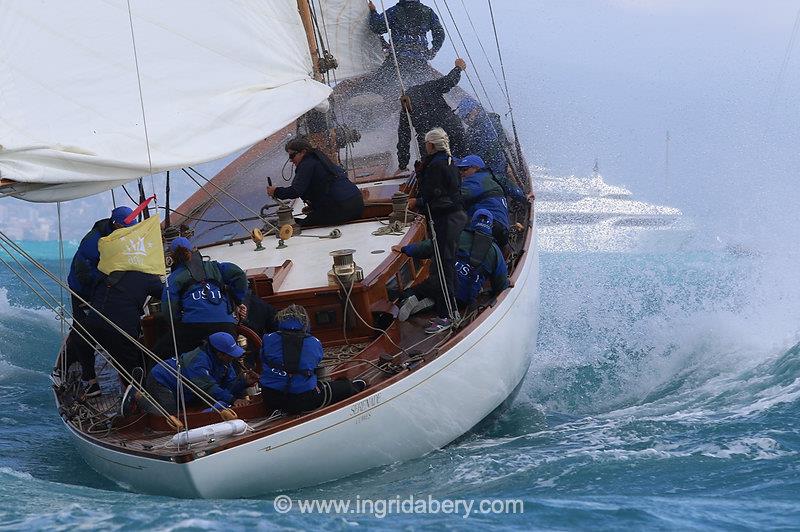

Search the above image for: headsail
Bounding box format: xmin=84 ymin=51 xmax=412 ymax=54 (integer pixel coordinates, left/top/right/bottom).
xmin=0 ymin=0 xmax=332 ymax=202
xmin=315 ymin=0 xmax=385 ymax=79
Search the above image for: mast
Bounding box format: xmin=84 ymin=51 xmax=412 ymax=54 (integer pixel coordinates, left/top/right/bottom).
xmin=297 ymin=0 xmax=322 ymax=82
xmin=296 ymin=0 xmax=340 ymax=164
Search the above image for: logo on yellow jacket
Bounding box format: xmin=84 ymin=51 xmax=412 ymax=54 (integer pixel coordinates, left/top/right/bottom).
xmin=97 ymin=216 xmax=166 ymax=276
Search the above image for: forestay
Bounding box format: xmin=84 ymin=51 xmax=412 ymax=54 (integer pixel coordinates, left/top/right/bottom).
xmin=315 ymin=0 xmax=385 ymax=79
xmin=0 ymin=0 xmax=331 ymax=202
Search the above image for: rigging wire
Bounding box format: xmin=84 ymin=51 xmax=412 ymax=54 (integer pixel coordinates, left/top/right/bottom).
xmin=434 ymin=0 xmax=497 ymax=114
xmin=184 ymin=167 xmax=281 ymax=234
xmin=764 ymin=5 xmax=800 ymax=135
xmin=458 ymin=0 xmax=507 ymax=99
xmin=0 ymin=231 xmax=231 ymax=419
xmin=56 ymin=202 xmax=67 ymax=375
xmin=487 ymin=0 xmax=526 ymax=174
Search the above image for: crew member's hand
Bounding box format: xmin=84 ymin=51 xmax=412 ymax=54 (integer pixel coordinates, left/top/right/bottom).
xmin=368 ymin=0 xmax=376 ymax=12
xmin=527 ymin=192 xmax=536 ymax=202
xmin=391 ymin=244 xmax=404 ymax=254
xmin=455 ymin=58 xmax=467 ymax=70
xmin=413 ymin=160 xmax=423 ymax=173
xmin=236 ymin=303 xmax=248 ymax=320
xmin=266 ymin=185 xmax=277 ymax=197
xmin=407 ymin=198 xmax=417 ymax=210
xmin=220 ymin=408 xmax=238 ymax=420
xmin=233 ymin=398 xmax=250 ymax=408
xmin=244 ymin=370 xmax=260 ymax=386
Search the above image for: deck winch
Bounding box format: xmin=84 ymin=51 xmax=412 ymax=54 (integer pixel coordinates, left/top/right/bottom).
xmin=327 ymin=249 xmax=363 ymax=286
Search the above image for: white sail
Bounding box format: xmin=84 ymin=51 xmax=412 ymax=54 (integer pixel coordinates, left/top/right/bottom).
xmin=315 ymin=0 xmax=385 ymax=79
xmin=0 ymin=0 xmax=332 ymax=202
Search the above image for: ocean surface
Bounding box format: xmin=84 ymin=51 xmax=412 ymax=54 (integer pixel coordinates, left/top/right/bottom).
xmin=1 ymin=230 xmax=798 ymax=530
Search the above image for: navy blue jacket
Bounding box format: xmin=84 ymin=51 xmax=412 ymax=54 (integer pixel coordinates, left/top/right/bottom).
xmin=398 ymin=67 xmax=466 ymax=169
xmin=164 ymin=259 xmax=247 ymax=324
xmin=86 ymin=271 xmax=163 ymax=334
xmin=152 ymin=344 xmax=247 ymax=406
xmin=274 ymin=152 xmax=360 ymax=210
xmin=259 ymin=317 xmax=323 ymax=395
xmin=369 ymin=0 xmax=445 ymax=60
xmin=416 ymin=151 xmax=462 ymax=215
xmin=67 ymin=218 xmax=116 ymax=298
xmin=464 ymin=111 xmax=509 ymax=175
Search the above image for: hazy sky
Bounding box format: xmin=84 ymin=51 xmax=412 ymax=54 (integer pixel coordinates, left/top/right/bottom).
xmin=444 ymin=0 xmax=800 ymax=247
xmin=4 ymin=1 xmax=798 ymax=248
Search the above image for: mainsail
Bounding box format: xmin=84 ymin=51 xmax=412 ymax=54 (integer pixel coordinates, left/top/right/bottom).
xmin=315 ymin=0 xmax=385 ymax=79
xmin=0 ymin=0 xmax=333 ymax=202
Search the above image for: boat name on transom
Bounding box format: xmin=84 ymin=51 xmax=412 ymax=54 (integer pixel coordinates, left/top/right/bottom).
xmin=350 ymin=393 xmax=382 ymax=417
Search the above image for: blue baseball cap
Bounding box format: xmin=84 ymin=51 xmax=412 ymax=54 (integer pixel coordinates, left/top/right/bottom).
xmin=471 ymin=208 xmax=493 ymax=235
xmin=208 ymin=332 xmax=244 ymax=358
xmin=170 ymin=236 xmax=192 ymax=252
xmin=110 ymin=206 xmax=136 ymax=227
xmin=456 ymin=97 xmax=480 ymax=119
xmin=457 ymin=155 xmax=486 ymax=169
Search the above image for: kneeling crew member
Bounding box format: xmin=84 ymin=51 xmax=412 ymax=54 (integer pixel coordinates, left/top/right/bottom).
xmin=394 ymin=209 xmax=509 ymax=328
xmin=260 ymin=305 xmax=364 ymax=415
xmin=158 ymin=237 xmax=248 ymax=356
xmin=124 ymin=332 xmax=257 ymax=416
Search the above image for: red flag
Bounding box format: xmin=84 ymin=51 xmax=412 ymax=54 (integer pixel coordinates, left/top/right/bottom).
xmin=125 ymin=195 xmax=157 ymax=225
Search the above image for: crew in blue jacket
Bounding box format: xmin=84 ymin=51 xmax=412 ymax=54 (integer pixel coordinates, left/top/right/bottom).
xmin=458 ymin=155 xmax=525 ymax=247
xmin=456 ymin=96 xmax=511 ymax=176
xmin=368 ymin=0 xmax=445 ymax=64
xmin=267 ymin=138 xmax=364 ymax=227
xmin=393 ymin=209 xmax=509 ymax=325
xmin=260 ymin=305 xmax=364 ymax=414
xmin=123 ymin=332 xmax=257 ymax=416
xmin=157 ymin=237 xmax=248 ymax=357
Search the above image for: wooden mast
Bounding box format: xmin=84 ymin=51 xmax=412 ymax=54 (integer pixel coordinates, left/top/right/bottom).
xmin=296 ymin=0 xmax=340 ymax=163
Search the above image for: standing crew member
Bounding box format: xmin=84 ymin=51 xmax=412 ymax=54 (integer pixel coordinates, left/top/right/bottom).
xmin=397 ymin=58 xmax=468 ymax=172
xmin=410 ymin=128 xmax=467 ymax=333
xmin=266 ymin=138 xmax=364 ymax=227
xmin=66 ymin=206 xmax=136 ymax=391
xmin=79 ymin=270 xmax=163 ymax=394
xmin=260 ymin=305 xmax=365 ymax=414
xmin=368 ymin=0 xmax=445 ymax=68
xmin=158 ymin=237 xmax=248 ymax=356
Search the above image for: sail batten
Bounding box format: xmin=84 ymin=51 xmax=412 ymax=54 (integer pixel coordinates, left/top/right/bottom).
xmin=0 ymin=0 xmax=332 ymax=202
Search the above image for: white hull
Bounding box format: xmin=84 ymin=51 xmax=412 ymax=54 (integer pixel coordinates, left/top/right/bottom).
xmin=63 ymin=225 xmax=540 ymax=498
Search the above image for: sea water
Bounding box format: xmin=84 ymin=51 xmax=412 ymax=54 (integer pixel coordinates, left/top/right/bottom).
xmin=1 ymin=237 xmax=799 ymax=530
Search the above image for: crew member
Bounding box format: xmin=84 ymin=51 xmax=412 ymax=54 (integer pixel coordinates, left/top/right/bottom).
xmin=368 ymin=0 xmax=445 ymax=67
xmin=158 ymin=237 xmax=248 ymax=357
xmin=66 ymin=206 xmax=136 ymax=392
xmin=456 ymin=96 xmax=510 ymax=176
xmin=121 ymin=332 xmax=257 ymax=416
xmin=457 ymin=154 xmax=522 ymax=247
xmin=266 ymin=138 xmax=364 ymax=227
xmin=260 ymin=305 xmax=365 ymax=414
xmin=410 ymin=127 xmax=468 ymax=333
xmin=80 ymin=269 xmax=163 ymax=394
xmin=393 ymin=209 xmax=508 ymax=326
xmin=397 ymin=58 xmax=468 ymax=172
